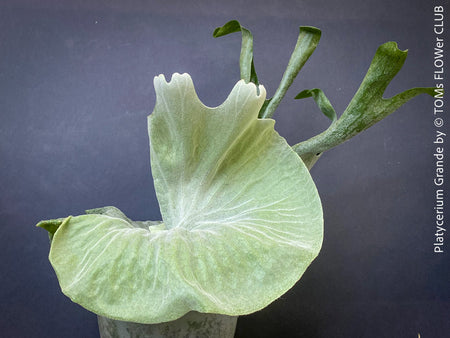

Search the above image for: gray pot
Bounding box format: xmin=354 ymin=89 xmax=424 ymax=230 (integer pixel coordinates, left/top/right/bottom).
xmin=98 ymin=312 xmax=238 ymax=338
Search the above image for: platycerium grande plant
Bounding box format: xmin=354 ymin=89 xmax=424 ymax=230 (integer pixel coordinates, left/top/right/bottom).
xmin=37 ymin=20 xmax=433 ymax=325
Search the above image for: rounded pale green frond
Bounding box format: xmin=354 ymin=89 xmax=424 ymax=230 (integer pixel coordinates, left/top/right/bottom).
xmin=48 ymin=73 xmax=323 ymax=324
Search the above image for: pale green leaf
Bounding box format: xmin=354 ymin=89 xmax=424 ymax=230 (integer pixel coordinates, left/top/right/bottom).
xmin=45 ymin=73 xmax=323 ymax=324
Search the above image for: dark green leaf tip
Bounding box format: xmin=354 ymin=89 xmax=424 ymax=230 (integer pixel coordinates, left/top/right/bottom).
xmin=37 ymin=217 xmax=69 ymax=235
xmin=299 ymin=26 xmax=322 ymax=37
xmin=383 ymin=41 xmax=407 ymax=52
xmin=213 ymin=20 xmax=241 ymax=38
xmin=378 ymin=41 xmax=408 ymax=63
xmin=295 ymin=90 xmax=312 ymax=100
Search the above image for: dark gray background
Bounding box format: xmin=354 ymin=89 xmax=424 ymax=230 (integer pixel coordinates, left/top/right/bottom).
xmin=1 ymin=0 xmax=448 ymax=337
